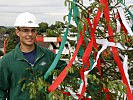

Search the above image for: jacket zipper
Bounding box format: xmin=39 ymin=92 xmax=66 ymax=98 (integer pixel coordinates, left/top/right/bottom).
xmin=17 ymin=54 xmax=44 ymax=81
xmin=30 ymin=55 xmax=44 ymax=81
xmin=16 ymin=58 xmax=36 ymax=81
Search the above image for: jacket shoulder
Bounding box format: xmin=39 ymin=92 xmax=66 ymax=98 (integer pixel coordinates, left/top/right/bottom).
xmin=1 ymin=49 xmax=15 ymax=61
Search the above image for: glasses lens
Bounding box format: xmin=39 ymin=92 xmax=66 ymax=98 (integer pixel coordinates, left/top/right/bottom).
xmin=31 ymin=29 xmax=37 ymax=33
xmin=19 ymin=28 xmax=37 ymax=33
xmin=22 ymin=29 xmax=29 ymax=32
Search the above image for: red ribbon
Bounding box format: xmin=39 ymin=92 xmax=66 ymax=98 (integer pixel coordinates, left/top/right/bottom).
xmin=78 ymin=68 xmax=86 ymax=100
xmin=4 ymin=39 xmax=7 ymax=54
xmin=119 ymin=16 xmax=128 ymax=35
xmin=101 ymin=0 xmax=133 ymax=99
xmin=61 ymin=90 xmax=71 ymax=96
xmin=82 ymin=39 xmax=93 ymax=66
xmin=86 ymin=10 xmax=102 ymax=76
xmin=78 ymin=7 xmax=103 ymax=99
xmin=102 ymin=87 xmax=109 ymax=100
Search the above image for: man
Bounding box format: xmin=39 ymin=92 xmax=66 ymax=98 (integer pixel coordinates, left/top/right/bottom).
xmin=0 ymin=12 xmax=66 ymax=100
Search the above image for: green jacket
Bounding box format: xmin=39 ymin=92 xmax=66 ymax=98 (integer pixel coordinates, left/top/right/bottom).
xmin=0 ymin=44 xmax=66 ymax=100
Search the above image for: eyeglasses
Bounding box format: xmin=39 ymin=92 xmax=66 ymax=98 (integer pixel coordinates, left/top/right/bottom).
xmin=19 ymin=28 xmax=37 ymax=33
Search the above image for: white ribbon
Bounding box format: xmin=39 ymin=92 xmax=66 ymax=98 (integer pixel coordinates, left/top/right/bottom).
xmin=123 ymin=55 xmax=132 ymax=92
xmin=116 ymin=19 xmax=121 ymax=33
xmin=67 ymin=87 xmax=79 ymax=99
xmin=117 ymin=3 xmax=133 ymax=36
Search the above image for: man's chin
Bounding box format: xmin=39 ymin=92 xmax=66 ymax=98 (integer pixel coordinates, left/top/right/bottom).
xmin=25 ymin=42 xmax=34 ymax=46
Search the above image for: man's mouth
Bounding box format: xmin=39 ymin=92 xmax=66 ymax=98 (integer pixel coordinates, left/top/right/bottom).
xmin=26 ymin=38 xmax=33 ymax=41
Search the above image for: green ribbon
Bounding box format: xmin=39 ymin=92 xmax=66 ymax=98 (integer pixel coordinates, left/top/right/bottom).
xmin=73 ymin=0 xmax=79 ymax=26
xmin=73 ymin=0 xmax=85 ymax=58
xmin=89 ymin=53 xmax=94 ymax=70
xmin=131 ymin=25 xmax=133 ymax=31
xmin=44 ymin=7 xmax=73 ymax=80
xmin=78 ymin=47 xmax=84 ymax=57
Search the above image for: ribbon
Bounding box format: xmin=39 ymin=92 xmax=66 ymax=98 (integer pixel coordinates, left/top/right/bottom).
xmin=87 ymin=9 xmax=103 ymax=75
xmin=78 ymin=68 xmax=86 ymax=100
xmin=102 ymin=0 xmax=133 ymax=99
xmin=119 ymin=0 xmax=133 ymax=20
xmin=44 ymin=7 xmax=72 ymax=80
xmin=117 ymin=3 xmax=133 ymax=36
xmin=123 ymin=55 xmax=132 ymax=92
xmin=48 ymin=35 xmax=84 ymax=92
xmin=79 ymin=38 xmax=132 ymax=100
xmin=73 ymin=0 xmax=79 ymax=26
xmin=78 ymin=6 xmax=103 ymax=99
xmin=67 ymin=87 xmax=79 ymax=99
xmin=116 ymin=19 xmax=121 ymax=33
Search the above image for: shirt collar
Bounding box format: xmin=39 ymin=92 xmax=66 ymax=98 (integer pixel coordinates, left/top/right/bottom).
xmin=14 ymin=43 xmax=45 ymax=60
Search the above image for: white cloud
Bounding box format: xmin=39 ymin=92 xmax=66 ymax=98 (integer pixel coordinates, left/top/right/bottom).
xmin=0 ymin=0 xmax=132 ymax=26
xmin=0 ymin=0 xmax=65 ymax=7
xmin=0 ymin=0 xmax=68 ymax=26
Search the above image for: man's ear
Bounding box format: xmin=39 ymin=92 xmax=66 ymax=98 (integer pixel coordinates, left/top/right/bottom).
xmin=16 ymin=29 xmax=20 ymax=37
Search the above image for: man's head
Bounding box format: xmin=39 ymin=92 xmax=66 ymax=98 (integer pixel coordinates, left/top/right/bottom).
xmin=14 ymin=12 xmax=39 ymax=47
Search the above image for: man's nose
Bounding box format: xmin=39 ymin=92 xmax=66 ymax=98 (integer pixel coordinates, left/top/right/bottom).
xmin=28 ymin=31 xmax=32 ymax=35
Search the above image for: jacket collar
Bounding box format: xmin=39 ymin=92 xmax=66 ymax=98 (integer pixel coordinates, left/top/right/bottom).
xmin=14 ymin=43 xmax=45 ymax=60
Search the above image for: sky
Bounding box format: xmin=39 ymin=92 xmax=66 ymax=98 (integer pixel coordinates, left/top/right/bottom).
xmin=0 ymin=0 xmax=68 ymax=26
xmin=0 ymin=0 xmax=132 ymax=26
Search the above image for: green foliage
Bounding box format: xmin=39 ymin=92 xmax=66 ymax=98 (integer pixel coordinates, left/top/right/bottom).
xmin=55 ymin=21 xmax=65 ymax=29
xmin=19 ymin=68 xmax=49 ymax=100
xmin=0 ymin=27 xmax=7 ymax=34
xmin=86 ymin=74 xmax=127 ymax=100
xmin=37 ymin=21 xmax=66 ymax=37
xmin=19 ymin=68 xmax=75 ymax=100
xmin=48 ymin=63 xmax=126 ymax=99
xmin=6 ymin=39 xmax=17 ymax=53
xmin=4 ymin=28 xmax=17 ymax=53
xmin=19 ymin=76 xmax=50 ymax=100
xmin=37 ymin=22 xmax=49 ymax=35
xmin=48 ymin=89 xmax=74 ymax=100
xmin=45 ymin=21 xmax=66 ymax=37
xmin=61 ymin=54 xmax=71 ymax=59
xmin=46 ymin=29 xmax=62 ymax=37
xmin=6 ymin=27 xmax=15 ymax=34
xmin=0 ymin=50 xmax=3 ymax=56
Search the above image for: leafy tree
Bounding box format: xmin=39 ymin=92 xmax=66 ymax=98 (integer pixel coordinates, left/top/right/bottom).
xmin=46 ymin=29 xmax=62 ymax=37
xmin=37 ymin=22 xmax=49 ymax=35
xmin=0 ymin=27 xmax=7 ymax=35
xmin=70 ymin=25 xmax=77 ymax=33
xmin=49 ymin=24 xmax=56 ymax=30
xmin=5 ymin=28 xmax=18 ymax=53
xmin=55 ymin=21 xmax=65 ymax=29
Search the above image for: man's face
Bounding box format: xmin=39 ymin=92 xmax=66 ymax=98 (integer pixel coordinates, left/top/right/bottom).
xmin=16 ymin=27 xmax=37 ymax=46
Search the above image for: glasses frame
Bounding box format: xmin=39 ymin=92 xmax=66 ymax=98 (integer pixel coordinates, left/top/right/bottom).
xmin=17 ymin=27 xmax=37 ymax=33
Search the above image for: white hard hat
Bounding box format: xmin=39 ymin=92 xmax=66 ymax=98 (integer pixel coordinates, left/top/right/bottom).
xmin=14 ymin=12 xmax=39 ymax=27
